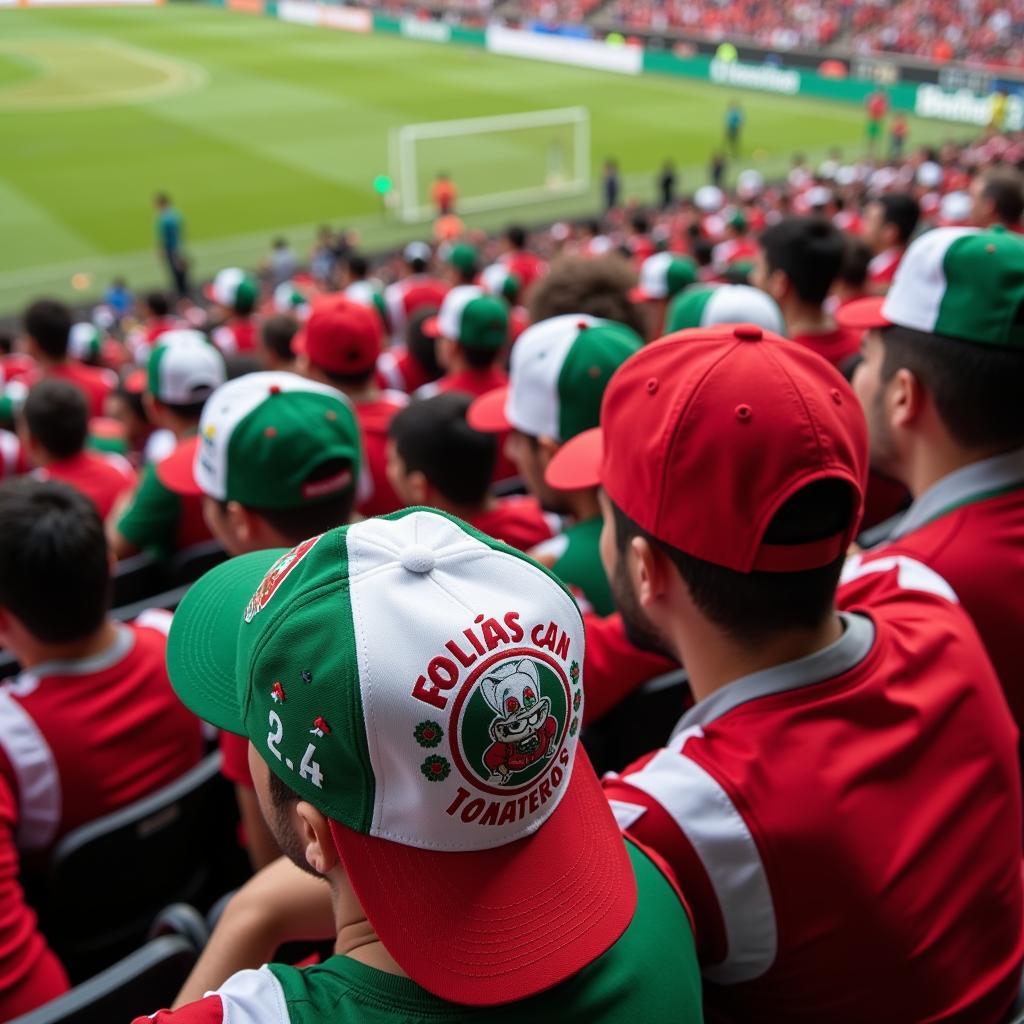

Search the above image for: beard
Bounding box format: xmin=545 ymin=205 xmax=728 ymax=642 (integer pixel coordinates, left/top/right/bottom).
xmin=867 ymin=386 xmax=900 ymax=480
xmin=610 ymin=554 xmax=675 ymax=660
xmin=268 ymin=800 xmax=322 ymax=879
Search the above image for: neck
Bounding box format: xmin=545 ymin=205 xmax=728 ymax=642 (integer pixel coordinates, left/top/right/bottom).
xmin=900 ymin=437 xmax=1016 ymax=500
xmin=341 ymin=380 xmax=380 ymax=404
xmin=782 ymin=299 xmax=832 ymax=338
xmin=564 ymin=487 xmax=601 ymax=523
xmin=162 ymin=414 xmax=199 ymax=442
xmin=16 ymin=619 xmax=120 ymax=671
xmin=428 ymin=493 xmax=491 ymax=521
xmin=331 ymin=885 xmax=407 ymax=979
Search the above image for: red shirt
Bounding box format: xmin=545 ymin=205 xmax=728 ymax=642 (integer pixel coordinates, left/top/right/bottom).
xmin=354 ymin=393 xmax=408 ymax=519
xmin=604 ymin=561 xmax=1022 ymax=1023
xmin=867 ymin=247 xmax=904 ymax=289
xmin=468 ymin=496 xmax=559 ymax=552
xmin=0 ymin=613 xmax=204 ymax=861
xmin=44 ymin=363 xmax=116 ymax=419
xmin=35 ymin=450 xmax=136 ymax=519
xmin=502 ymin=251 xmax=546 ymax=296
xmin=212 ymin=318 xmax=258 ymax=356
xmin=428 ymin=367 xmax=508 ymax=401
xmin=384 ymin=276 xmax=449 ymax=343
xmin=376 ymin=349 xmax=433 ymax=395
xmin=789 ymin=327 xmax=861 ymax=370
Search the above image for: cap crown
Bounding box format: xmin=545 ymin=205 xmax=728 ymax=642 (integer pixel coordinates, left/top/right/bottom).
xmin=638 ymin=253 xmax=697 ymax=300
xmin=667 ymin=284 xmax=784 ymax=334
xmin=304 ymin=296 xmax=382 ymax=375
xmin=195 ymin=371 xmax=361 ymax=507
xmin=148 ymin=331 xmax=226 ymax=405
xmin=235 ymin=509 xmax=585 ymax=851
xmin=437 ymin=286 xmax=508 ymax=348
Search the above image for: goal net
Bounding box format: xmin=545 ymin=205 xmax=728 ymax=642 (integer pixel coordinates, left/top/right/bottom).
xmin=389 ymin=107 xmax=591 ymax=223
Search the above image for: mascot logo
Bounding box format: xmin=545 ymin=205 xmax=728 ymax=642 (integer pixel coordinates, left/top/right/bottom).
xmin=244 ymin=535 xmax=322 ymax=623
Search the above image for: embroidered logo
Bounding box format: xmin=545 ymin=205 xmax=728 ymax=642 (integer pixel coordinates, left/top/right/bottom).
xmin=244 ymin=534 xmax=322 ymax=623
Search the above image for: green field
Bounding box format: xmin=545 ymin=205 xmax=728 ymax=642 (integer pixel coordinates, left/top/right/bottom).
xmin=0 ymin=5 xmax=963 ymax=311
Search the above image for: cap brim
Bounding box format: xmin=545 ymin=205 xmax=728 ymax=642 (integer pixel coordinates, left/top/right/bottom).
xmin=292 ymin=327 xmax=308 ymax=355
xmin=166 ymin=548 xmax=286 ymax=734
xmin=544 ymin=428 xmax=603 ymax=492
xmin=422 ymin=316 xmax=442 ymax=339
xmin=629 ymin=286 xmax=655 ymax=302
xmin=466 ymin=386 xmax=511 ymax=433
xmin=835 ymin=296 xmax=890 ymax=331
xmin=330 ymin=746 xmax=635 ymax=1007
xmin=203 ymin=284 xmax=218 ymax=303
xmin=155 ymin=436 xmax=203 ymax=497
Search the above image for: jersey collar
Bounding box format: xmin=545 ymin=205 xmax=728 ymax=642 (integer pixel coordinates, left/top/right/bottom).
xmin=671 ymin=612 xmax=875 ymax=734
xmin=25 ymin=622 xmax=135 ymax=681
xmin=891 ymin=445 xmax=1024 ymax=540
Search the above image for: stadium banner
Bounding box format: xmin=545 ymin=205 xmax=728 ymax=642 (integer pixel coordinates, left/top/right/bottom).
xmin=485 ymin=25 xmax=643 ymax=75
xmin=914 ymin=84 xmax=1024 ymax=130
xmin=277 ymin=0 xmax=369 ymax=31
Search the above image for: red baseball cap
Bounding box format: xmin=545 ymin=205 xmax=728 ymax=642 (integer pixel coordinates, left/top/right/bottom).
xmin=835 ymin=296 xmax=888 ymax=332
xmin=294 ymin=295 xmax=382 ymax=375
xmin=546 ymin=324 xmax=868 ymax=573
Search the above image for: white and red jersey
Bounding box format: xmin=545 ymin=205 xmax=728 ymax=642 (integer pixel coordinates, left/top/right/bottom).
xmin=501 ymin=251 xmax=547 ymax=295
xmin=712 ymin=237 xmax=758 ymax=270
xmin=383 ymin=275 xmax=448 ymax=344
xmin=867 ymin=246 xmax=904 ymax=289
xmin=604 ymin=560 xmax=1023 ymax=1023
xmin=34 ymin=450 xmax=136 ymax=520
xmin=354 ymin=392 xmax=408 ymax=520
xmin=0 ymin=431 xmax=28 ymax=481
xmin=0 ymin=613 xmax=204 ymax=861
xmin=212 ymin=317 xmax=258 ymax=356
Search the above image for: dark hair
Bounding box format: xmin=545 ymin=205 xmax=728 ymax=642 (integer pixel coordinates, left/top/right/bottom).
xmin=981 ymin=170 xmax=1024 ymax=227
xmin=23 ymin=380 xmax=88 ymax=459
xmin=224 ymin=354 xmax=264 ymax=381
xmin=838 ymin=237 xmax=873 ymax=288
xmin=506 ymin=225 xmax=527 ymax=250
xmin=238 ymin=458 xmax=355 ymax=540
xmin=23 ymin=299 xmax=71 ymax=359
xmin=0 ymin=479 xmax=109 ymax=642
xmin=145 ymin=291 xmax=171 ymax=318
xmin=261 ymin=314 xmax=298 ymax=362
xmin=390 ymin=394 xmax=496 ymax=505
xmin=322 ymin=366 xmax=376 ymax=389
xmin=114 ymin=380 xmax=149 ymax=424
xmin=612 ymin=479 xmax=854 ymax=647
xmin=345 ymin=254 xmax=369 ymax=279
xmin=406 ymin=308 xmax=442 ymax=381
xmin=880 ymin=325 xmax=1024 ymax=449
xmin=760 ymin=217 xmax=845 ymax=306
xmin=268 ymin=762 xmax=299 ymax=808
xmin=529 ymin=255 xmax=645 ymax=337
xmin=0 ymin=333 xmax=13 ymax=357
xmin=874 ymin=193 xmax=920 ymax=244
xmin=461 ymin=344 xmax=502 ymax=371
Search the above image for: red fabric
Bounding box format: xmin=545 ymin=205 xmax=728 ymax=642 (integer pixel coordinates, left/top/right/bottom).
xmin=219 ymin=730 xmax=253 ymax=790
xmin=133 ymin=995 xmax=225 ymax=1023
xmin=37 ymin=451 xmax=136 ymax=519
xmin=867 ymin=247 xmax=904 ymax=288
xmin=789 ymin=327 xmax=861 ymax=370
xmin=399 ymin=277 xmax=448 ymax=320
xmin=434 ymin=366 xmax=508 ymax=401
xmin=300 ymin=297 xmax=381 ymax=376
xmin=861 ymin=470 xmax=910 ymax=530
xmin=44 ymin=363 xmax=115 ymax=418
xmin=354 ymin=395 xmax=407 ymax=518
xmin=0 ymin=776 xmax=68 ymax=1021
xmin=503 ymin=251 xmax=547 ymax=295
xmin=467 ymin=496 xmax=556 ymax=552
xmin=375 ymin=349 xmax=433 ymax=395
xmin=0 ymin=354 xmax=38 ymax=386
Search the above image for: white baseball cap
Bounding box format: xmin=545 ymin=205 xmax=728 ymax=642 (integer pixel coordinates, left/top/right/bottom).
xmin=146 ymin=330 xmax=226 ymax=406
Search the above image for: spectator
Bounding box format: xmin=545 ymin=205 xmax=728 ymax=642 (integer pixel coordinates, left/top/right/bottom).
xmin=23 ymin=299 xmax=116 ymax=418
xmin=206 ymin=268 xmax=260 ymax=355
xmin=384 ymin=241 xmax=448 ymax=346
xmin=863 ymin=193 xmax=920 ymax=292
xmin=501 ymin=224 xmax=547 ymax=296
xmin=970 ymin=168 xmax=1024 ymax=230
xmin=103 ymin=277 xmax=133 ymax=321
xmin=106 ymin=373 xmax=174 ymax=468
xmin=376 ymin=306 xmax=443 ymax=396
xmin=21 ymin=380 xmax=136 ymax=519
xmin=259 ymin=313 xmax=298 ymax=373
xmin=831 ymin=235 xmax=874 ymax=313
xmin=666 ymin=282 xmax=785 ymax=333
xmin=442 ymin=242 xmax=479 ymax=286
xmin=630 ymin=252 xmax=697 ymax=339
xmin=310 ymin=225 xmax=336 ymax=287
xmin=154 ymin=192 xmax=189 ymax=300
xmin=340 ymin=253 xmax=389 ymax=329
xmin=266 ymin=237 xmax=298 ymax=288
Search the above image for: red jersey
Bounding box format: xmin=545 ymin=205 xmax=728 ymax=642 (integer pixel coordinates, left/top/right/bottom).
xmin=0 ymin=431 xmax=28 ymax=481
xmin=354 ymin=393 xmax=408 ymax=519
xmin=856 ymin=448 xmax=1024 ymax=736
xmin=44 ymin=363 xmax=116 ymax=419
xmin=0 ymin=613 xmax=203 ymax=860
xmin=867 ymin=247 xmax=904 ymax=289
xmin=0 ymin=775 xmax=67 ymax=1020
xmin=34 ymin=450 xmax=136 ymax=519
xmin=604 ymin=561 xmax=1023 ymax=1023
xmin=467 ymin=496 xmax=559 ymax=552
xmin=789 ymin=327 xmax=861 ymax=370
xmin=712 ymin=237 xmax=758 ymax=270
xmin=212 ymin=317 xmax=258 ymax=356
xmin=376 ymin=348 xmax=433 ymax=396
xmin=424 ymin=367 xmax=508 ymax=401
xmin=384 ymin=276 xmax=449 ymax=343
xmin=502 ymin=251 xmax=546 ymax=295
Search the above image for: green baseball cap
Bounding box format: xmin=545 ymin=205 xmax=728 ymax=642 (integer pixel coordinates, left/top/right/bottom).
xmin=630 ymin=252 xmax=698 ymax=302
xmin=157 ymin=370 xmax=361 ymax=509
xmin=423 ymin=285 xmax=508 ymax=349
xmin=146 ymin=330 xmax=226 ymax=405
xmin=468 ymin=313 xmax=641 ymax=442
xmin=666 ymin=284 xmax=784 ymax=334
xmin=837 ymin=226 xmax=1024 ymax=348
xmin=165 ymin=507 xmax=634 ymax=1006
xmin=446 ymin=242 xmax=479 ymax=276
xmin=69 ymin=322 xmax=103 ymax=363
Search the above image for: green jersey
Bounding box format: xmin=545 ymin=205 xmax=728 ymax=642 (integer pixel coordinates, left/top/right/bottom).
xmin=535 ymin=518 xmax=615 ymax=616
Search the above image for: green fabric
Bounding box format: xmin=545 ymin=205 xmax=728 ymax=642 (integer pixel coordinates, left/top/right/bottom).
xmin=666 ymin=256 xmax=698 ymax=297
xmin=935 ymin=229 xmax=1024 ymax=348
xmin=233 ymin=274 xmax=259 ymax=315
xmin=458 ymin=295 xmax=508 ymax=349
xmin=115 ymin=462 xmax=183 ymax=560
xmin=666 ymin=286 xmax=713 ymax=332
xmin=552 ymin=518 xmax=615 ymax=616
xmin=448 ymin=243 xmax=478 ymax=275
xmin=267 ymin=838 xmax=702 ymax=1022
xmin=556 ymin=323 xmax=642 ymax=442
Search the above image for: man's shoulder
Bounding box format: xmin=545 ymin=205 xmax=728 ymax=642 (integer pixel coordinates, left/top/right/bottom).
xmin=134 ymin=967 xmax=286 ymax=1024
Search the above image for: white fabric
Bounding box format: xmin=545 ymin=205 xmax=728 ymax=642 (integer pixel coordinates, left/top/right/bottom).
xmin=210 ymin=268 xmax=245 ymax=307
xmin=480 ymin=263 xmax=513 ymax=296
xmin=210 ymin=966 xmax=289 ymax=1024
xmin=703 ymin=286 xmax=784 ymax=333
xmin=841 ymin=553 xmax=959 ymax=603
xmin=153 ymin=331 xmax=225 ymax=405
xmin=435 ymin=284 xmax=482 ymax=342
xmin=637 ymin=253 xmax=675 ymax=299
xmin=345 ymin=510 xmax=584 ymax=852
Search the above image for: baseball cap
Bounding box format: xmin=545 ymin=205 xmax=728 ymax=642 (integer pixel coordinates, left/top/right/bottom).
xmin=938 ymin=191 xmax=972 ymax=226
xmin=630 ymin=253 xmax=697 ymax=302
xmin=694 ymin=185 xmax=724 ymax=213
xmin=479 ymin=263 xmax=520 ymax=302
xmin=666 ymin=284 xmax=785 ymax=334
xmin=445 ymin=242 xmax=478 ymax=276
xmin=547 ymin=324 xmax=868 ymax=572
xmin=206 ymin=268 xmax=259 ymax=314
xmin=737 ymin=169 xmax=764 ymax=199
xmin=404 ymin=241 xmax=432 ymax=264
xmin=69 ymin=322 xmax=102 ymax=363
xmin=293 ymin=295 xmax=382 ymax=376
xmin=272 ymin=281 xmax=311 ymax=318
xmin=423 ymin=286 xmax=508 ymax=349
xmin=468 ymin=314 xmax=641 ymax=443
xmin=836 ymin=227 xmax=1024 ymax=347
xmin=157 ymin=371 xmax=361 ymax=508
xmin=166 ymin=508 xmax=635 ymax=1005
xmin=147 ymin=330 xmax=226 ymax=406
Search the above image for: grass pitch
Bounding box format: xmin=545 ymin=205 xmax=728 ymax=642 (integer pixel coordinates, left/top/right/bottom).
xmin=0 ymin=5 xmax=961 ymax=310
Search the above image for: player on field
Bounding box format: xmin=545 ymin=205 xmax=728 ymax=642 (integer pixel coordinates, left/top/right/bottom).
xmin=546 ymin=323 xmax=1024 ymax=1022
xmin=724 ymin=100 xmax=743 ymax=156
xmin=154 ymin=193 xmax=189 ymax=301
xmin=136 ymin=508 xmax=703 ymax=1024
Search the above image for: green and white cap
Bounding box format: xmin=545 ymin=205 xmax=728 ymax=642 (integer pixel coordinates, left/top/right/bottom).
xmin=273 ymin=281 xmax=311 ymax=319
xmin=207 ymin=268 xmax=259 ymax=314
xmin=666 ymin=284 xmax=784 ymax=334
xmin=467 ymin=314 xmax=641 ymax=443
xmin=165 ymin=508 xmax=634 ymax=1006
xmin=479 ymin=263 xmax=521 ymax=302
xmin=146 ymin=330 xmax=226 ymax=405
xmin=837 ymin=226 xmax=1024 ymax=348
xmin=630 ymin=252 xmax=697 ymax=302
xmin=444 ymin=242 xmax=479 ymax=276
xmin=423 ymin=285 xmax=508 ymax=349
xmin=342 ymin=280 xmax=388 ymax=327
xmin=69 ymin=322 xmax=102 ymax=363
xmin=156 ymin=370 xmax=361 ymax=509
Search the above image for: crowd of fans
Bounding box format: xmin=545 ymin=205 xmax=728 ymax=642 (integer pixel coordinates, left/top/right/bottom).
xmin=0 ymin=124 xmax=1023 ymax=1023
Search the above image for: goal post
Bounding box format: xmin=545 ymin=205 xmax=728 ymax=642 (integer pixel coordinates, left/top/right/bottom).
xmin=390 ymin=106 xmax=591 ymax=223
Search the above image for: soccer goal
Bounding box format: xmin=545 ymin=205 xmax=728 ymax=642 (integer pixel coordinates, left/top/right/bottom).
xmin=389 ymin=107 xmax=591 ymax=223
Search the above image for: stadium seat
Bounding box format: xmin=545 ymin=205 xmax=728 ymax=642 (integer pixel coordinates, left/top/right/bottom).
xmin=6 ymin=934 xmax=199 ymax=1024
xmin=34 ymin=752 xmax=247 ymax=981
xmin=112 ymin=551 xmax=169 ymax=607
xmin=172 ymin=540 xmax=226 ymax=585
xmin=148 ymin=902 xmax=210 ymax=951
xmin=112 ymin=583 xmax=192 ymax=624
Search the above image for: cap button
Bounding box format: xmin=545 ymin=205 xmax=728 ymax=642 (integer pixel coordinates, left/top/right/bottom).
xmin=401 ymin=544 xmax=436 ymax=574
xmin=734 ymin=325 xmax=763 ymax=341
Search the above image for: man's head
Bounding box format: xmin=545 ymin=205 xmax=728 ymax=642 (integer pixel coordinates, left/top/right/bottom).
xmin=387 ymin=393 xmax=496 ymax=510
xmin=260 ymin=313 xmax=298 ymax=372
xmin=630 ymin=253 xmax=697 ymax=339
xmin=444 ymin=243 xmax=479 ymax=286
xmin=23 ymin=299 xmax=71 ymax=362
xmin=666 ymin=284 xmax=784 ymax=335
xmin=294 ymin=296 xmax=382 ymax=391
xmin=0 ymin=479 xmax=109 ymax=651
xmin=403 ymin=241 xmax=432 ymax=275
xmin=20 ymin=380 xmax=88 ymax=464
xmin=970 ymin=169 xmax=1024 ymax=230
xmin=144 ymin=330 xmax=227 ymax=429
xmin=838 ymin=227 xmax=1024 ymax=483
xmin=754 ymin=216 xmax=845 ymax=313
xmin=154 ymin=193 xmax=170 ymax=210
xmin=166 ymin=508 xmax=634 ymax=1006
xmin=424 ymin=286 xmax=508 ymax=373
xmin=863 ymin=193 xmax=920 ymax=254
xmin=835 ymin=236 xmax=873 ymax=300
xmin=144 ymin=291 xmax=171 ymax=319
xmin=545 ymin=324 xmax=867 ymax=658
xmin=207 ymin=268 xmax=259 ymax=316
xmin=157 ymin=371 xmax=362 ymax=556
xmin=468 ymin=314 xmax=641 ymax=511
xmin=505 ymin=225 xmax=527 ymax=251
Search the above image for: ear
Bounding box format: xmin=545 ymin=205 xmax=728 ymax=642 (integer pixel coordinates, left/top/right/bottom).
xmin=406 ymin=470 xmax=431 ymax=506
xmin=225 ymin=500 xmax=255 ymax=547
xmin=628 ymin=535 xmax=673 ymax=609
xmin=888 ymin=367 xmax=926 ymax=430
xmin=767 ymin=268 xmax=789 ymax=303
xmin=294 ymin=801 xmax=339 ymax=875
xmin=437 ymin=338 xmax=456 ymax=370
